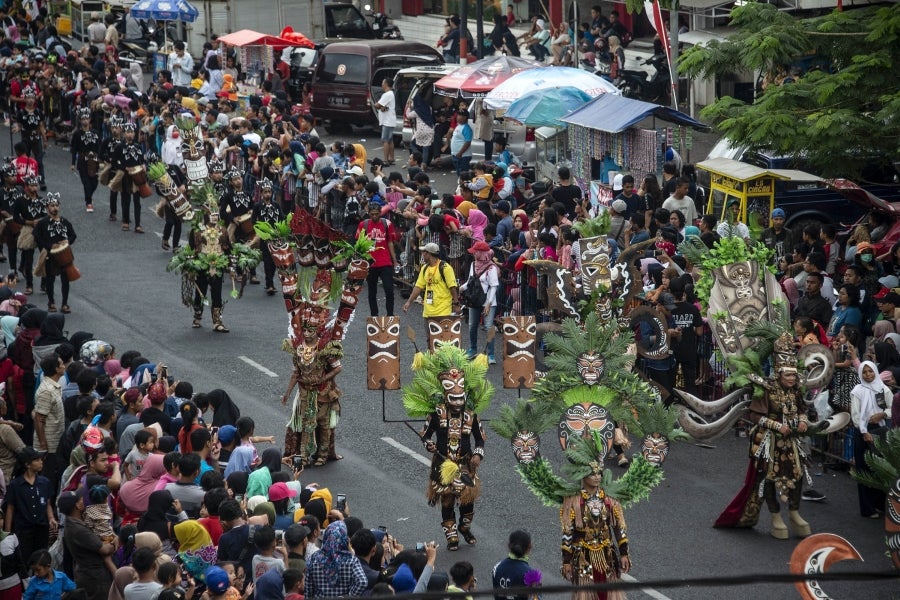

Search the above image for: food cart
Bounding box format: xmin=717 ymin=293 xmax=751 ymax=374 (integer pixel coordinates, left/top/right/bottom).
xmin=698 ymin=157 xmax=821 ymax=237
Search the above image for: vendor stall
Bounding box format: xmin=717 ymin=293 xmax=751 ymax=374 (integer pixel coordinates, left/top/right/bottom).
xmin=560 ymin=94 xmax=708 ymax=206
xmin=216 ymin=29 xmax=298 ymax=88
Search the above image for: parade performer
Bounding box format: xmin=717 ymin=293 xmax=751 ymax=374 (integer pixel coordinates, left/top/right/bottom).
xmin=714 ymin=331 xmax=813 ymax=539
xmin=403 ymin=344 xmax=492 ymax=550
xmin=188 ymin=208 xmax=231 ymax=332
xmin=1 ymin=163 xmax=22 ymax=266
xmin=13 ymin=88 xmax=47 ymax=190
xmin=14 ymin=175 xmax=47 ymax=295
xmin=34 ymin=193 xmax=77 ymax=313
xmin=100 ymin=116 xmax=124 ymax=221
xmin=251 ymin=179 xmax=284 ymax=295
xmin=113 ymin=122 xmax=147 ymax=233
xmin=69 ymin=107 xmax=100 ymax=212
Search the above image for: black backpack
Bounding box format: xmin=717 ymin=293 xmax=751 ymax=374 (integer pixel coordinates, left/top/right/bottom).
xmin=462 ymin=264 xmax=492 ymax=309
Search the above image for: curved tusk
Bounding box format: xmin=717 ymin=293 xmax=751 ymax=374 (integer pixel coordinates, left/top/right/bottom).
xmin=671 ymin=386 xmax=750 ymax=416
xmin=790 ymin=533 xmax=863 ymax=600
xmin=677 ymin=400 xmax=750 ymax=441
xmin=811 ymin=412 xmax=850 ymax=435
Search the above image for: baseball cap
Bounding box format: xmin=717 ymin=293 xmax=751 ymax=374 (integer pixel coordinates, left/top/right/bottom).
xmin=612 ymin=173 xmax=623 ymax=191
xmin=205 ymin=567 xmax=230 ymax=595
xmin=726 ymin=198 xmax=740 ymax=208
xmin=217 ymin=425 xmax=237 ymax=444
xmin=771 ymin=208 xmax=786 ymax=219
xmin=347 ymin=165 xmax=364 ymax=176
xmin=873 ymin=287 xmax=890 ymax=300
xmin=18 ymin=447 xmax=47 ymax=462
xmin=659 ymin=292 xmax=677 ymax=311
xmin=269 ymin=482 xmax=298 ymax=502
xmin=57 ymin=490 xmax=80 ymax=516
xmin=197 ymin=97 xmax=209 ymax=106
xmin=879 ymin=291 xmax=900 ymax=305
xmin=611 ymin=199 xmax=628 ymax=214
xmin=420 ymin=242 xmax=440 ymax=255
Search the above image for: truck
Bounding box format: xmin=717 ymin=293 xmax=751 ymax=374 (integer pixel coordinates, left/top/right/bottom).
xmin=184 ymin=0 xmax=373 ymax=57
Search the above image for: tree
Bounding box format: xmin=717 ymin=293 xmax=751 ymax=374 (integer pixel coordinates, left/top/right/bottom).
xmin=678 ymin=3 xmax=900 ymax=179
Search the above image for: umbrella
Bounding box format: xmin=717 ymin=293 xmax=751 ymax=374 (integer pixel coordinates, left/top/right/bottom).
xmin=130 ymin=0 xmax=199 ymax=51
xmin=484 ymin=67 xmax=620 ymax=111
xmin=504 ymin=87 xmax=593 ymax=128
xmin=433 ymin=55 xmax=541 ymax=99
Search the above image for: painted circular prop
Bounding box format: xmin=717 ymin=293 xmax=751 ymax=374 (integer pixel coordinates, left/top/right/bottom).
xmin=628 ymin=306 xmax=670 ymax=359
xmin=557 ymin=402 xmax=615 ymax=460
xmin=511 ymin=431 xmax=540 ymax=464
xmin=640 ymin=432 xmax=670 ymax=466
xmin=796 ymin=343 xmax=834 ymax=390
xmin=337 ymin=64 xmax=347 ymax=75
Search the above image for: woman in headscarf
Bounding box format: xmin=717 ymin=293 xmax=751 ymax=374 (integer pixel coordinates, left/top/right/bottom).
xmin=206 ymin=389 xmax=241 ymax=427
xmin=108 ymin=566 xmax=136 ymax=600
xmin=134 ymin=531 xmax=172 ymax=567
xmin=119 ymin=453 xmax=167 ymax=515
xmin=224 ymin=445 xmax=255 ymax=478
xmin=463 ymin=209 xmax=488 ymax=242
xmin=138 ymin=490 xmax=178 ymax=557
xmin=408 ymin=90 xmax=435 ymax=167
xmin=31 ymin=312 xmax=66 ymax=372
xmin=0 ymin=293 xmax=26 ymax=317
xmin=0 ymin=315 xmax=19 ymax=347
xmin=849 ymin=361 xmax=892 ymax=518
xmin=873 ymin=340 xmax=900 ymax=373
xmin=885 ymin=332 xmax=900 ymax=352
xmin=173 ymin=521 xmax=217 ymax=582
xmin=225 ymin=471 xmax=249 ymax=500
xmin=9 ymin=308 xmax=46 ymax=374
xmin=305 ymin=521 xmax=367 ymax=598
xmin=246 ymin=448 xmax=283 ymax=499
xmin=68 ymin=331 xmax=94 ymax=357
xmin=251 ymin=501 xmax=276 ymax=527
xmin=459 ymin=241 xmax=499 ymax=361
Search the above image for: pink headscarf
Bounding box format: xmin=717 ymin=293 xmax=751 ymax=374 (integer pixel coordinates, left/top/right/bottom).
xmin=466 ymin=209 xmax=488 ymax=242
xmin=118 ymin=453 xmax=168 ymax=513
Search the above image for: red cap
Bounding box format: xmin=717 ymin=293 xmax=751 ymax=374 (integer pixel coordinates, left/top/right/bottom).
xmin=874 ymin=287 xmax=890 ymax=300
xmin=268 ymin=482 xmax=297 ymax=502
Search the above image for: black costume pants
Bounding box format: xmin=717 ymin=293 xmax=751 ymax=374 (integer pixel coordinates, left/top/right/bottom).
xmin=194 ymin=272 xmax=224 ymax=310
xmin=45 ymin=271 xmax=70 ymax=305
xmin=162 ymin=204 xmax=182 ymax=246
xmin=367 ymin=264 xmax=394 ymax=316
xmin=109 ymin=190 xmax=118 ymax=216
xmin=78 ymin=166 xmax=99 ymax=205
xmin=854 ymin=428 xmax=886 ymax=516
xmin=121 ymin=191 xmax=141 ymax=227
xmin=261 ymin=242 xmax=276 ymax=288
xmin=12 ymin=522 xmax=48 ymax=568
xmin=763 ymin=479 xmax=802 ymax=513
xmin=3 ymin=232 xmax=17 ymax=271
xmin=20 ymin=248 xmax=34 ymax=288
xmin=441 ymin=501 xmax=474 ymax=521
xmin=21 ymin=137 xmax=45 ymax=185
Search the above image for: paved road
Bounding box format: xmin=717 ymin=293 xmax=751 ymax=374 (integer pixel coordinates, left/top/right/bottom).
xmin=4 ymin=127 xmax=896 ymax=600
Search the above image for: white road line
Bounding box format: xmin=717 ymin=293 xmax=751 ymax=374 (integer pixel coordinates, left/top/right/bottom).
xmin=154 ymin=231 xmax=162 ymax=238
xmin=381 ymin=436 xmax=431 ymax=466
xmin=238 ymin=355 xmax=279 ymax=377
xmin=621 ymin=574 xmax=674 ymax=600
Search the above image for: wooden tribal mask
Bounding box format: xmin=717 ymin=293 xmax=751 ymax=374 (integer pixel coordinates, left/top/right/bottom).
xmin=366 ymin=317 xmax=401 ymax=390
xmin=557 ymin=402 xmax=614 ymax=459
xmin=426 ymin=316 xmax=462 ymax=352
xmin=500 ymin=316 xmax=536 ymax=388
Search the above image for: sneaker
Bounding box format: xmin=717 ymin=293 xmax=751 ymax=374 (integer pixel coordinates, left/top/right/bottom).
xmin=86 ymin=204 xmax=94 ymax=213
xmin=488 ymin=355 xmax=496 ymax=365
xmin=801 ymin=489 xmax=826 ymax=502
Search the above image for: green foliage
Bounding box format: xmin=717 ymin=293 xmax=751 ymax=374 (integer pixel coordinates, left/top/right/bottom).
xmin=606 ymin=455 xmax=666 ymax=507
xmin=572 ymin=213 xmax=611 ymax=238
xmin=630 ymin=400 xmax=688 ymax=441
xmin=851 ymin=428 xmax=900 ymax=492
xmin=402 ymin=344 xmax=493 ymax=418
xmin=147 ymin=162 xmax=168 ymax=181
xmin=254 ymin=213 xmax=294 ymax=241
xmin=490 ymin=399 xmax=558 ymax=440
xmin=231 ymin=243 xmax=261 ymax=272
xmin=516 ymin=459 xmax=579 ymax=506
xmin=680 ymin=3 xmax=900 ymax=178
xmin=334 ymin=230 xmax=376 ymax=262
xmin=682 ymin=235 xmax=774 ymax=309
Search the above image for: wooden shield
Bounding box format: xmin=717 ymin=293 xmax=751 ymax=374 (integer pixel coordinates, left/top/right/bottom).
xmin=500 ymin=316 xmax=536 ymax=389
xmin=426 ymin=316 xmax=462 ymax=352
xmin=366 ymin=317 xmax=401 ymax=390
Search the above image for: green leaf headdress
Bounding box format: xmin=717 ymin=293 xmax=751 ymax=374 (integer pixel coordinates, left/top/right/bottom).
xmin=402 ymin=344 xmax=494 ymax=418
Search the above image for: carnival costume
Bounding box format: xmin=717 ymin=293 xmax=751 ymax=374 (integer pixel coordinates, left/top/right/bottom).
xmin=255 ymin=209 xmax=373 ymax=466
xmin=403 ymin=344 xmax=492 ymax=550
xmin=163 ymin=115 xmax=260 ymax=332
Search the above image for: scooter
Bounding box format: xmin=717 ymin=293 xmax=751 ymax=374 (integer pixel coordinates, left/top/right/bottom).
xmin=365 ymin=5 xmax=402 ymax=39
xmin=616 ymin=54 xmax=671 ymax=105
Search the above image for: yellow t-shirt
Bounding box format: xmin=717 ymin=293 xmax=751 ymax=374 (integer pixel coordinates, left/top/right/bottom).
xmin=414 ymin=261 xmax=457 ymax=317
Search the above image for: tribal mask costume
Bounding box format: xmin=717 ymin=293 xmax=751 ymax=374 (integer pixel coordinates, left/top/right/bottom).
xmin=500 ymin=316 xmax=537 ymax=389
xmin=176 ymin=115 xmax=209 ymax=184
xmin=366 ymin=317 xmax=401 ymax=390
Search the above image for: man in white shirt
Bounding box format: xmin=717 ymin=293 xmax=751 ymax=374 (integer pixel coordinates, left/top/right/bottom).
xmin=716 ymin=197 xmax=751 ymax=243
xmin=87 ymin=13 xmax=106 ymax=45
xmin=373 ymin=78 xmax=396 ymax=165
xmin=661 ymin=176 xmax=698 ymax=225
xmin=168 ymin=41 xmax=194 ymax=87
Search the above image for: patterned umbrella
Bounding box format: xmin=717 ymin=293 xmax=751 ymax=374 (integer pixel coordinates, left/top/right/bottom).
xmin=130 ymin=0 xmax=199 ymax=22
xmin=504 ymin=86 xmax=593 ymax=128
xmin=433 ymin=55 xmax=541 ymax=99
xmin=484 ymin=67 xmax=620 ymax=111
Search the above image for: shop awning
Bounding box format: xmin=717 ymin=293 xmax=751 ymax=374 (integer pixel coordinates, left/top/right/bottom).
xmin=216 ymin=29 xmax=296 ymax=49
xmin=697 ymin=157 xmax=820 ymax=182
xmin=559 ymin=94 xmax=709 ymax=133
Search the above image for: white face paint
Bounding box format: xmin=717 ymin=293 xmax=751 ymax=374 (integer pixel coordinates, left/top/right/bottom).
xmin=179 ymin=121 xmax=209 ymax=183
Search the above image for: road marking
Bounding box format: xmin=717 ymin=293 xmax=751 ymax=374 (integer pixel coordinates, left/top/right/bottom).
xmin=238 ymin=355 xmax=278 ymax=377
xmin=621 ymin=574 xmax=673 ymax=600
xmin=154 ymin=231 xmax=162 ymax=238
xmin=381 ymin=436 xmax=431 ymax=466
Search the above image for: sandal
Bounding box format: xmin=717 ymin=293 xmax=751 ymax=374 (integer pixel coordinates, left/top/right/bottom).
xmin=192 ymin=319 xmax=202 ymax=328
xmin=213 ymin=323 xmax=230 ymax=333
xmin=266 ymin=287 xmax=276 ymax=296
xmin=121 ymin=223 xmax=130 ymax=231
xmin=250 ymin=277 xmax=260 ymax=285
xmin=61 ymin=305 xmax=71 ymax=314
xmin=313 ymin=457 xmax=327 ymax=467
xmin=162 ymin=240 xmax=171 ymax=250
xmin=47 ymin=303 xmax=57 ymax=313
xmin=460 ymin=530 xmax=477 ymax=545
xmin=109 ymin=214 xmax=117 ymax=221
xmin=327 ymin=454 xmax=344 ymax=461
xmin=25 ymin=287 xmax=32 ymax=295
xmin=134 ymin=226 xmax=145 ymax=234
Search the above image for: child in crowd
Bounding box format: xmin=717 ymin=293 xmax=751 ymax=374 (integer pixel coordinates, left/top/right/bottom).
xmin=83 ymin=481 xmax=117 ymax=575
xmin=217 ymin=562 xmax=251 ymax=600
xmin=158 ymin=562 xmax=196 ymax=600
xmin=250 ymin=526 xmax=283 ymax=583
xmin=157 ymin=451 xmax=182 ymax=490
xmin=124 ymin=428 xmax=157 ymax=480
xmin=23 ymin=550 xmax=76 ymax=600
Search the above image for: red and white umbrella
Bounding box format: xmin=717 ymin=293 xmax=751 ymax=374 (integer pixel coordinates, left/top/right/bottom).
xmin=433 ymin=55 xmax=541 ymax=99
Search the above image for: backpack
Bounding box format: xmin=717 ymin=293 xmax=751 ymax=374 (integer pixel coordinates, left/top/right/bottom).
xmin=420 ymin=260 xmax=450 ymax=288
xmin=462 ymin=264 xmax=491 ymax=309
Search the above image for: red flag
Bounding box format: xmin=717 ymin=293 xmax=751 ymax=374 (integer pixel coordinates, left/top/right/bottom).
xmin=644 ymin=0 xmax=677 ymax=108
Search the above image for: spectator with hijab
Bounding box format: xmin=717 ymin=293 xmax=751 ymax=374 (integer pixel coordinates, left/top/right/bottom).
xmin=225 ymin=471 xmax=249 ymax=500
xmin=173 ymin=521 xmax=217 ymax=583
xmin=138 ymin=490 xmax=180 ymax=557
xmin=0 ymin=315 xmax=18 ymax=347
xmin=408 ymin=92 xmax=435 ymax=167
xmin=109 ymin=566 xmax=137 ymax=600
xmin=305 ymin=521 xmax=367 ymax=598
xmin=246 ymin=448 xmax=283 ymax=499
xmin=119 ymin=454 xmax=168 ymax=516
xmin=133 ymin=532 xmax=172 ymax=567
xmin=32 ymin=313 xmax=67 ymax=372
xmin=205 ymin=390 xmax=241 ymax=427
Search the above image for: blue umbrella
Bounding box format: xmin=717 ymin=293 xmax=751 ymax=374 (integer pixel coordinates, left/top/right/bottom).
xmin=130 ymin=0 xmax=199 ymax=22
xmin=504 ymin=86 xmax=593 ymax=128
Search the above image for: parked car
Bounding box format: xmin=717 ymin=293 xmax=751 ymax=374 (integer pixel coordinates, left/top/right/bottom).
xmin=833 ymin=179 xmax=900 ymax=257
xmin=310 ymin=40 xmax=443 ymax=133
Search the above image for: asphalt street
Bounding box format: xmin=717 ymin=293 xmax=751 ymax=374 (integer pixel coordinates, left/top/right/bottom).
xmin=4 ymin=126 xmax=897 ymax=600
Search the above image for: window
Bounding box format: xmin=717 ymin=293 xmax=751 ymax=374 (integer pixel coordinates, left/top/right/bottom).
xmin=317 ymin=54 xmax=368 ymax=85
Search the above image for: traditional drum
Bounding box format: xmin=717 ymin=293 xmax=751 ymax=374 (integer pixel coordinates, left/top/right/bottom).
xmin=51 ymin=241 xmax=81 ymax=282
xmin=126 ymin=165 xmax=148 ymax=186
xmin=4 ymin=217 xmax=21 ymax=236
xmin=86 ymin=152 xmax=99 ymax=177
xmin=234 ymin=212 xmax=255 ymax=237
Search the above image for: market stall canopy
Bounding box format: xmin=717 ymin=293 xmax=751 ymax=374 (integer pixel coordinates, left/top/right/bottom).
xmin=130 ymin=0 xmax=199 ymax=22
xmin=561 ymin=94 xmax=709 ymax=133
xmin=433 ymin=55 xmax=541 ymax=99
xmin=279 ymin=26 xmax=315 ymax=50
xmin=216 ymin=29 xmax=297 ymax=49
xmin=484 ymin=67 xmax=619 ymax=111
xmin=696 ymin=157 xmax=820 ymax=184
xmin=504 ymin=87 xmax=592 ymax=128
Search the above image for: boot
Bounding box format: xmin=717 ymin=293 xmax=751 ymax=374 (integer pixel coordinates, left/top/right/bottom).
xmin=788 ymin=510 xmax=811 ymax=537
xmin=770 ymin=512 xmax=789 ymax=540
xmin=442 ymin=519 xmax=459 ymax=551
xmin=458 ymin=512 xmax=476 ymax=545
xmin=192 ymin=308 xmax=203 ymax=328
xmin=212 ymin=307 xmax=229 ymax=332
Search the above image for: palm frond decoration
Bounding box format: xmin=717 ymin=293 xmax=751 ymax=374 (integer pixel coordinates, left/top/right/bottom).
xmin=630 ymin=399 xmax=689 ymax=442
xmin=490 ymin=400 xmax=557 ymax=440
xmin=516 ymin=459 xmax=580 ymax=506
xmin=613 ymin=455 xmax=666 ymax=506
xmin=402 ymin=344 xmax=493 ymax=418
xmin=571 ymin=213 xmax=611 ymax=238
xmin=255 ymin=213 xmax=294 ymax=241
xmin=851 ymin=429 xmax=900 ymax=492
xmin=540 ymin=313 xmax=635 ymax=388
xmin=562 ymin=431 xmax=609 ymax=481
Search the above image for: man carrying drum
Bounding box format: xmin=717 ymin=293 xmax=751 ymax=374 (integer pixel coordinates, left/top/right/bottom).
xmin=34 ymin=193 xmax=77 ymax=314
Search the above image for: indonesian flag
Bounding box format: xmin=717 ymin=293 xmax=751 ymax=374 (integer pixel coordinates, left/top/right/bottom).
xmin=644 ymin=0 xmax=677 ymax=108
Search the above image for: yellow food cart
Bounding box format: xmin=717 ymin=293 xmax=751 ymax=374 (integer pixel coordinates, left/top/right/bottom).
xmin=698 ymin=157 xmax=821 ymax=237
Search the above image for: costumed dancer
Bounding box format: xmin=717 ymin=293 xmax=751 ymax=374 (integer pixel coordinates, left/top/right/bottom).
xmin=714 ymin=332 xmax=813 ymax=539
xmin=34 ymin=193 xmax=77 ymax=314
xmin=13 ymin=175 xmax=47 ymax=295
xmin=221 ymin=167 xmax=259 ymax=284
xmin=100 ymin=116 xmax=124 ymax=221
xmin=13 ymin=88 xmax=47 ymax=190
xmin=113 ymin=122 xmax=147 ymax=233
xmin=189 ymin=208 xmax=231 ymax=332
xmin=251 ymin=179 xmax=284 ymax=296
xmin=0 ymin=163 xmax=22 ymax=266
xmin=69 ymin=107 xmax=100 ymax=212
xmin=403 ymin=345 xmax=492 ymax=550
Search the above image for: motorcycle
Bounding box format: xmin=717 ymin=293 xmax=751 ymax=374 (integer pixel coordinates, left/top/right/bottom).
xmin=364 ymin=5 xmax=402 ymax=39
xmin=616 ymin=53 xmax=672 ymax=105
